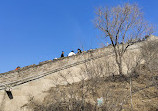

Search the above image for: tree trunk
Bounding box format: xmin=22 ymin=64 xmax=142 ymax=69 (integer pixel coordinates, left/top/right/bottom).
xmin=114 ymin=47 xmax=123 ymax=75
xmin=118 ymin=56 xmax=123 ymax=75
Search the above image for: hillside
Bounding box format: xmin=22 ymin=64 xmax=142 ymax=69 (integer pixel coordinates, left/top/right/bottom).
xmin=25 ymin=66 xmax=158 ymax=111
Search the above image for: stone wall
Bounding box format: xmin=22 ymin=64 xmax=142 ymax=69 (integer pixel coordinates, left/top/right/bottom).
xmin=0 ymin=35 xmax=157 ymax=111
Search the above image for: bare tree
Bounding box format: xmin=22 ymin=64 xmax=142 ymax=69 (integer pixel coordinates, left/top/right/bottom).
xmin=95 ymin=3 xmax=153 ymax=75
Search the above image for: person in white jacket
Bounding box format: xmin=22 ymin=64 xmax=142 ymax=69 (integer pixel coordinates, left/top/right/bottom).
xmin=68 ymin=51 xmax=75 ymax=56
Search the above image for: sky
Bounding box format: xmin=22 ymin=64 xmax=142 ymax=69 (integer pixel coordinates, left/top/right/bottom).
xmin=0 ymin=0 xmax=158 ymax=73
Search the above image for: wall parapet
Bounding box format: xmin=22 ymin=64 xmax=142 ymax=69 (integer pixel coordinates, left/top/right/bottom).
xmin=0 ymin=46 xmax=115 ymax=90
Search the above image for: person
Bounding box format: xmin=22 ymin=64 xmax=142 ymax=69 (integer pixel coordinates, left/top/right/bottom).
xmin=15 ymin=66 xmax=20 ymax=71
xmin=77 ymin=48 xmax=82 ymax=54
xmin=61 ymin=51 xmax=64 ymax=57
xmin=68 ymin=51 xmax=75 ymax=56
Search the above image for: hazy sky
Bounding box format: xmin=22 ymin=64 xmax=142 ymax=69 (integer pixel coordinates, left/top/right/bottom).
xmin=0 ymin=0 xmax=157 ymax=73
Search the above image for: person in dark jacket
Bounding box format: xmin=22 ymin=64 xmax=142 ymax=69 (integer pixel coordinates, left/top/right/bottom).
xmin=77 ymin=48 xmax=82 ymax=54
xmin=61 ymin=51 xmax=64 ymax=57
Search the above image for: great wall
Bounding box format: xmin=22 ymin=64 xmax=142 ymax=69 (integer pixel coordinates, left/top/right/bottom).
xmin=0 ymin=35 xmax=157 ymax=111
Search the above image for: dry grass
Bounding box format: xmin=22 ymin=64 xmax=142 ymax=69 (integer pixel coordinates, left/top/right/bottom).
xmin=24 ymin=65 xmax=158 ymax=111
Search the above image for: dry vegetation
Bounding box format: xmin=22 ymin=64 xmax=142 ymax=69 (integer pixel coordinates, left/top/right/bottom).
xmin=24 ymin=71 xmax=158 ymax=111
